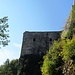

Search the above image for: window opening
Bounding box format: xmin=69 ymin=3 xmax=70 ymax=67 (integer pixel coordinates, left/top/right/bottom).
xmin=33 ymin=38 xmax=35 ymax=41
xmin=50 ymin=38 xmax=52 ymax=41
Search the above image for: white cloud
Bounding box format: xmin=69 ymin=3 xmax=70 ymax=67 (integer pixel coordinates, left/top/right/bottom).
xmin=13 ymin=43 xmax=21 ymax=49
xmin=0 ymin=43 xmax=21 ymax=65
xmin=0 ymin=48 xmax=14 ymax=65
xmin=0 ymin=47 xmax=21 ymax=65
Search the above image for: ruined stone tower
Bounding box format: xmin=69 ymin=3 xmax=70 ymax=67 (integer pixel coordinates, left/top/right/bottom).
xmin=18 ymin=31 xmax=61 ymax=75
xmin=21 ymin=31 xmax=61 ymax=57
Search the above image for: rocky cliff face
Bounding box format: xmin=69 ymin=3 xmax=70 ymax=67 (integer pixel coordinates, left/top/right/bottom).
xmin=61 ymin=3 xmax=75 ymax=39
xmin=61 ymin=11 xmax=72 ymax=39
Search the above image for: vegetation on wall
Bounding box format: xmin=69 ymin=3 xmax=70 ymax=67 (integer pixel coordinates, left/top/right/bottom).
xmin=41 ymin=38 xmax=75 ymax=75
xmin=41 ymin=41 xmax=63 ymax=75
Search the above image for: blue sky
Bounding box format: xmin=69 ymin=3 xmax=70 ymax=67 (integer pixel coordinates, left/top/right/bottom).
xmin=0 ymin=0 xmax=74 ymax=65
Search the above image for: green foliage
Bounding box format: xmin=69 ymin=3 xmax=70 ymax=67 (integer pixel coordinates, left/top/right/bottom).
xmin=62 ymin=38 xmax=75 ymax=60
xmin=0 ymin=16 xmax=9 ymax=47
xmin=0 ymin=59 xmax=19 ymax=75
xmin=41 ymin=41 xmax=63 ymax=75
xmin=41 ymin=38 xmax=75 ymax=75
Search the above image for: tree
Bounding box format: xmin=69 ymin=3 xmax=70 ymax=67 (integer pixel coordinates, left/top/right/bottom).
xmin=0 ymin=16 xmax=9 ymax=47
xmin=0 ymin=59 xmax=19 ymax=75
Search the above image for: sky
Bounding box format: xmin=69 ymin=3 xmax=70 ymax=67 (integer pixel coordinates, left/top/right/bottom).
xmin=0 ymin=0 xmax=74 ymax=65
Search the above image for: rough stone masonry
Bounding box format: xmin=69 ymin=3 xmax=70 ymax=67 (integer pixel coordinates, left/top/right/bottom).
xmin=21 ymin=31 xmax=61 ymax=57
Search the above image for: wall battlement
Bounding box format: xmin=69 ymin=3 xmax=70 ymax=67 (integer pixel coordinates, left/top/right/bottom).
xmin=21 ymin=31 xmax=61 ymax=57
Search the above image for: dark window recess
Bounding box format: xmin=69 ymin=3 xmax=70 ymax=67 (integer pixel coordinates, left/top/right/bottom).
xmin=50 ymin=38 xmax=52 ymax=41
xmin=33 ymin=38 xmax=35 ymax=41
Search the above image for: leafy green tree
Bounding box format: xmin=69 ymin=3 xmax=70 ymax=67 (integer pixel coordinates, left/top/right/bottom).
xmin=0 ymin=16 xmax=9 ymax=47
xmin=0 ymin=59 xmax=19 ymax=75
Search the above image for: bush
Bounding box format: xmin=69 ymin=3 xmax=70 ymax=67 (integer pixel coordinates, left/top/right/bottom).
xmin=62 ymin=38 xmax=75 ymax=61
xmin=41 ymin=41 xmax=63 ymax=75
xmin=0 ymin=59 xmax=19 ymax=75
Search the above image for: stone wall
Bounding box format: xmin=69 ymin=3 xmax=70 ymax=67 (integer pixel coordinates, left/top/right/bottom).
xmin=21 ymin=31 xmax=61 ymax=57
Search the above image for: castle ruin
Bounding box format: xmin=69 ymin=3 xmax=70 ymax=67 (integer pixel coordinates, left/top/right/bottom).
xmin=18 ymin=31 xmax=61 ymax=75
xmin=21 ymin=31 xmax=61 ymax=57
